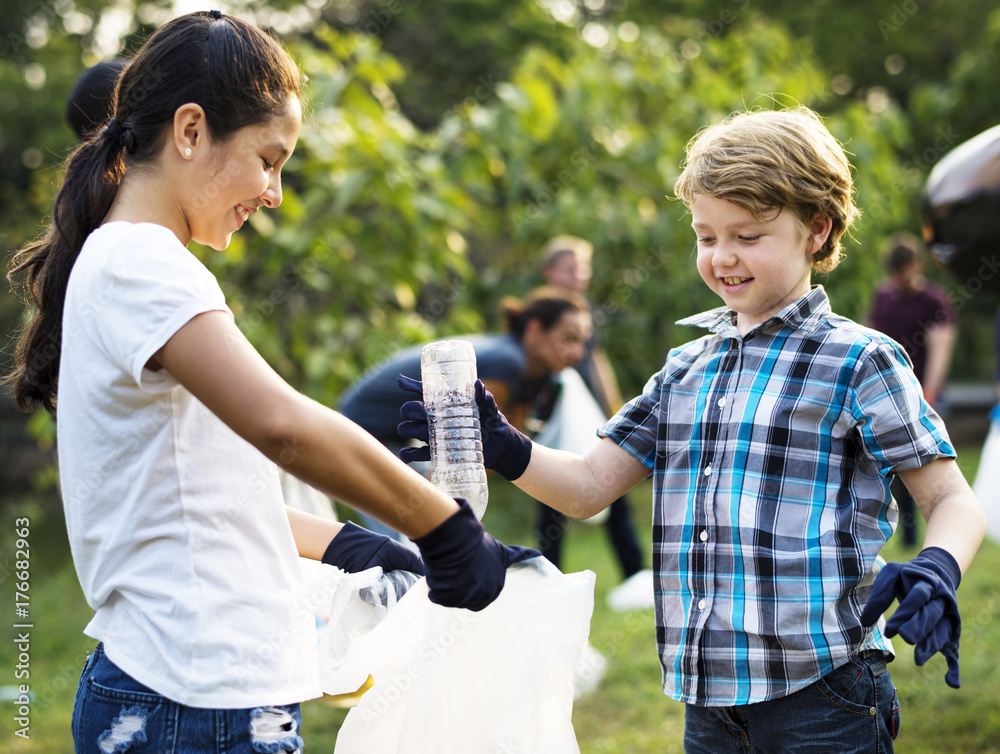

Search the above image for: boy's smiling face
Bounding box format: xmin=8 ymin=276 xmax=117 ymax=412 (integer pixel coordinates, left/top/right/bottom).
xmin=691 ymin=193 xmax=832 ymax=335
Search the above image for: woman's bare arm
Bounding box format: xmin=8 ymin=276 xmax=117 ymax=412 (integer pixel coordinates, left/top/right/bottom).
xmin=155 ymin=310 xmax=460 ymax=540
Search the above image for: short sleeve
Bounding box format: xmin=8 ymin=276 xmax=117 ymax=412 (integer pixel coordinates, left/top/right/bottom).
xmin=72 ymin=224 xmax=231 ymax=391
xmin=927 ymin=285 xmax=957 ymax=326
xmin=848 ymin=339 xmax=955 ymax=475
xmin=600 ymin=368 xmax=664 ymax=470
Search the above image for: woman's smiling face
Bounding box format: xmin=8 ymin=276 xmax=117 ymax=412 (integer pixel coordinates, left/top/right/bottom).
xmin=184 ymin=96 xmax=302 ymax=250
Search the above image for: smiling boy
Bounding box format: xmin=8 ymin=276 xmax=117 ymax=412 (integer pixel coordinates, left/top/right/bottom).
xmin=401 ymin=107 xmax=985 ymax=752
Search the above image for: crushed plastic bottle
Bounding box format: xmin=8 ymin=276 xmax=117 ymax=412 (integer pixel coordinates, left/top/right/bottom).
xmin=420 ymin=340 xmax=489 ymax=519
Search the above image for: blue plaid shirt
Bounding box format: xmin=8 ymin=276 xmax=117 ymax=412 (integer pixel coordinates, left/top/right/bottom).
xmin=602 ymin=286 xmax=955 ymax=706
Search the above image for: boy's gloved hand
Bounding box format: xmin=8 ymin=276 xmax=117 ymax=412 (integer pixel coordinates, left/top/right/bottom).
xmin=859 ymin=546 xmax=962 ymax=688
xmin=396 ymin=374 xmax=533 ymax=481
xmin=321 ymin=521 xmax=426 ymax=576
xmin=414 ymin=498 xmax=539 ymax=611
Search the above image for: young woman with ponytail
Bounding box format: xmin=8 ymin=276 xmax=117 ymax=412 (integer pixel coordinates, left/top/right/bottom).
xmin=5 ymin=11 xmax=527 ymax=752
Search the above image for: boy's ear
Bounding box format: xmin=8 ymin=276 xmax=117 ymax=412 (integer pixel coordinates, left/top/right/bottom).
xmin=806 ymin=214 xmax=833 ymax=255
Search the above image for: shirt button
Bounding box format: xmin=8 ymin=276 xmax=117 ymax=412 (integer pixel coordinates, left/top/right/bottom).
xmin=699 ymin=530 xmax=708 ymax=542
xmin=704 ymin=465 xmax=713 ymax=476
xmin=717 ymin=397 xmax=726 ymax=408
xmin=698 ymin=599 xmax=707 ymax=610
xmin=869 ymin=707 xmax=877 ymax=717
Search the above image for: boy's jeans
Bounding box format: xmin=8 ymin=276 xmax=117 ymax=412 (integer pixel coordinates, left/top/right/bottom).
xmin=72 ymin=643 xmax=304 ymax=753
xmin=684 ymin=650 xmax=900 ymax=753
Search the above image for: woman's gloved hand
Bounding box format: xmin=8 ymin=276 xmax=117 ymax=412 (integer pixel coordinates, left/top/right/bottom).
xmin=321 ymin=522 xmax=426 ymax=576
xmin=414 ymin=499 xmax=539 ymax=611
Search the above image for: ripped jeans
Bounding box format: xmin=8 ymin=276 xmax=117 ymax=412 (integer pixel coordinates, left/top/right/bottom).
xmin=72 ymin=644 xmax=304 ymax=754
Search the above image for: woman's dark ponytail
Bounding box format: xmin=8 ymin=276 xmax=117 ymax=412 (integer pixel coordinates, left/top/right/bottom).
xmin=6 ymin=128 xmax=128 ymax=414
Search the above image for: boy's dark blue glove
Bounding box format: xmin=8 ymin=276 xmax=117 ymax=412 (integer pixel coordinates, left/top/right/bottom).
xmin=859 ymin=546 xmax=962 ymax=688
xmin=321 ymin=521 xmax=426 ymax=576
xmin=414 ymin=498 xmax=539 ymax=611
xmin=396 ymin=374 xmax=533 ymax=481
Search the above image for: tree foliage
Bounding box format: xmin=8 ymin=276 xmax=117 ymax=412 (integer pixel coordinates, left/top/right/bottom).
xmin=213 ymin=13 xmax=916 ymax=399
xmin=210 ymin=28 xmax=489 ymax=405
xmin=2 ymin=0 xmax=998 ymax=425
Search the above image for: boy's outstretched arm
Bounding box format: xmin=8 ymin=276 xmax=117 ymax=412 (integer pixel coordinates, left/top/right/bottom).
xmin=517 ymin=439 xmax=649 ymax=520
xmin=860 ymin=457 xmax=985 ymax=688
xmin=397 ymin=375 xmax=648 ymax=519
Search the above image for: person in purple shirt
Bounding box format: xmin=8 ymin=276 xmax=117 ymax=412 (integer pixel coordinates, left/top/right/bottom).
xmin=869 ymin=232 xmax=957 ymax=547
xmin=869 ymin=232 xmax=957 ymax=407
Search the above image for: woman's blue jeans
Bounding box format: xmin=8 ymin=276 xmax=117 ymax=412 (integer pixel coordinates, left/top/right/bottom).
xmin=683 ymin=650 xmax=901 ymax=753
xmin=72 ymin=644 xmax=305 ymax=753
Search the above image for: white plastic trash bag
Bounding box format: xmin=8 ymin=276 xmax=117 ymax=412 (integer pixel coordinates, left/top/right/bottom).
xmin=972 ymin=409 xmax=1000 ymax=544
xmin=318 ymin=567 xmax=423 ymax=695
xmin=533 ymin=368 xmax=607 ymax=457
xmin=327 ymin=557 xmax=596 ymax=754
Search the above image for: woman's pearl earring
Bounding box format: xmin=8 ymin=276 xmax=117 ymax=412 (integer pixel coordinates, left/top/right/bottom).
xmin=184 ymin=148 xmax=193 ymax=158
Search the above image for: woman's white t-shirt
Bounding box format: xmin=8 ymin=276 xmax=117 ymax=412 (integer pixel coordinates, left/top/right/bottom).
xmin=57 ymin=222 xmax=322 ymax=708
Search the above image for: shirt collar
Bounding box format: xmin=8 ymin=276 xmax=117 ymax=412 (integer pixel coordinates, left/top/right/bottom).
xmin=676 ymin=285 xmax=832 ymax=338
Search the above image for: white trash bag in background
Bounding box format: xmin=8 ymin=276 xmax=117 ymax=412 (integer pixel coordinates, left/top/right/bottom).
xmin=325 ymin=557 xmax=596 ymax=754
xmin=972 ymin=406 xmax=1000 ymax=545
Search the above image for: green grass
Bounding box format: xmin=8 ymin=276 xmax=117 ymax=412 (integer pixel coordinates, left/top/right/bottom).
xmin=2 ymin=447 xmax=998 ymax=752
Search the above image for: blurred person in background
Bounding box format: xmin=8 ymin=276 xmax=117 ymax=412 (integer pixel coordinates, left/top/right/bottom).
xmin=535 ymin=236 xmax=652 ymax=610
xmin=66 ymin=58 xmax=129 ymax=139
xmin=869 ymin=231 xmax=957 ymax=548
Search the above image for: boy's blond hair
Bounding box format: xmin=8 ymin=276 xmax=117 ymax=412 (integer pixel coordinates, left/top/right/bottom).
xmin=674 ymin=107 xmax=859 ymax=273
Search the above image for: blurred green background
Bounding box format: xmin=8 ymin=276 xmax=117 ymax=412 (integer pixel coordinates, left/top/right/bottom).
xmin=2 ymin=0 xmax=999 ymax=418
xmin=1 ymin=0 xmax=999 ymax=751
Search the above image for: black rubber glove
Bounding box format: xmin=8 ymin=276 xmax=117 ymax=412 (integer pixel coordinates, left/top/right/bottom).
xmin=414 ymin=499 xmax=539 ymax=611
xmin=321 ymin=521 xmax=426 ymax=576
xmin=859 ymin=546 xmax=962 ymax=688
xmin=396 ymin=374 xmax=533 ymax=481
